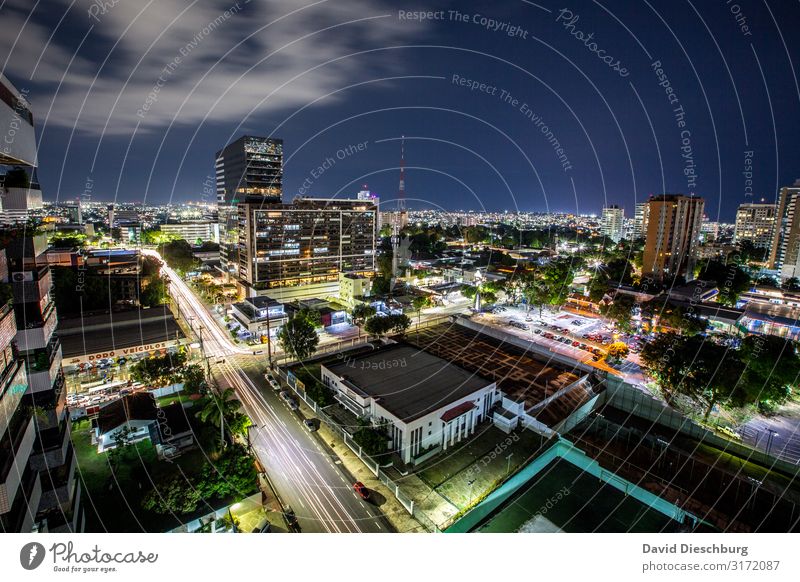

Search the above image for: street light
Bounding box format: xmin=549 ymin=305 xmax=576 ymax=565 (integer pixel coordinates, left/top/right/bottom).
xmin=506 ymin=452 xmax=514 ymax=476
xmin=467 ymin=478 xmax=476 ymax=505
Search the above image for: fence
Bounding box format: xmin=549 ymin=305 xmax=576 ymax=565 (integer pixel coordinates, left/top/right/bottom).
xmin=275 ymin=367 xmax=422 ymax=520
xmin=603 ymin=376 xmax=800 ymax=477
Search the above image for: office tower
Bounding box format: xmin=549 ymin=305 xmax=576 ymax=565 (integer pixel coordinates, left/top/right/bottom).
xmin=642 ymin=195 xmax=705 ymax=282
xmin=0 ymin=73 xmax=42 ymax=225
xmin=237 ymin=197 xmax=377 ymax=300
xmin=66 ymin=201 xmax=82 ymax=224
xmin=600 ymin=205 xmax=624 ymax=242
xmin=215 ymin=136 xmax=283 ymax=277
xmin=633 ymin=202 xmax=649 ymax=240
xmin=734 ymin=202 xmax=776 ymax=250
xmin=768 ymin=181 xmax=800 ymax=278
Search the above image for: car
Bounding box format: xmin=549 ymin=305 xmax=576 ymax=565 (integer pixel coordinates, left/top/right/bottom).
xmin=279 ymin=390 xmax=290 ymax=400
xmin=353 ymin=481 xmax=370 ymax=500
xmin=287 ymin=398 xmax=299 ymax=411
xmin=533 ymin=329 xmax=542 ymax=335
xmin=524 ymin=316 xmax=532 ymax=322
xmin=592 ymin=355 xmax=600 ymax=362
xmin=572 ymin=341 xmax=580 ymax=347
xmin=303 ymin=419 xmax=317 ymax=431
xmin=284 ymin=507 xmax=301 ymax=532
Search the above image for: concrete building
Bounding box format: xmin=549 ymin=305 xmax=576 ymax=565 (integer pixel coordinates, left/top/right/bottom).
xmin=159 ymin=221 xmax=219 ymax=244
xmin=0 ymin=73 xmax=42 ymax=225
xmin=4 ymin=235 xmax=84 ymax=532
xmin=600 ymin=205 xmax=624 ymax=242
xmin=734 ymin=202 xmax=777 ymax=250
xmin=768 ymin=182 xmax=800 ymax=279
xmin=379 ymin=210 xmax=408 ymax=233
xmin=642 ymin=195 xmax=705 ymax=283
xmin=633 ymin=202 xmax=649 ymax=240
xmin=216 ymin=136 xmax=283 ymax=277
xmin=338 ymin=272 xmax=372 ymax=308
xmin=229 ymin=296 xmax=289 ymax=339
xmin=237 ymin=197 xmax=377 ymax=299
xmin=321 ymin=344 xmax=499 ymax=465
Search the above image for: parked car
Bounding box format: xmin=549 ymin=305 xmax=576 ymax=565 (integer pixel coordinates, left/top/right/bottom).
xmin=287 ymin=398 xmax=299 ymax=411
xmin=303 ymin=419 xmax=317 ymax=432
xmin=353 ymin=481 xmax=370 ymax=500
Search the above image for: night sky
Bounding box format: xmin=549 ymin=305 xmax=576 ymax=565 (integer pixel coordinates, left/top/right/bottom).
xmin=2 ymin=0 xmax=799 ymax=221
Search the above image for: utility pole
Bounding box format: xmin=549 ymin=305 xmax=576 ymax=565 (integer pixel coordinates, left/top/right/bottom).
xmin=197 ymin=324 xmax=211 ymax=378
xmin=265 ymin=307 xmax=273 ymax=369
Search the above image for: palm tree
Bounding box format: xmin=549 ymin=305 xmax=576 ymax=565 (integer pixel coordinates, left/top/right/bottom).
xmin=195 ymin=387 xmax=240 ymax=447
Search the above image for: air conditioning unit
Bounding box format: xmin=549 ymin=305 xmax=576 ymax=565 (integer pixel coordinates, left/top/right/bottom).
xmin=12 ymin=271 xmax=33 ymax=282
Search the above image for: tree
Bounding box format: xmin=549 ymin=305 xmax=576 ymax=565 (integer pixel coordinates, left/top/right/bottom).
xmin=600 ymin=294 xmax=636 ymax=333
xmin=140 ymin=275 xmax=167 ymax=307
xmin=371 ymin=276 xmax=391 ymax=296
xmin=643 ymin=299 xmax=706 ymax=336
xmin=351 ymin=304 xmax=376 ymax=326
xmin=698 ymin=260 xmax=751 ymax=306
xmin=607 ymin=341 xmax=630 ymax=361
xmin=783 ymin=277 xmax=800 ymax=292
xmin=353 ymin=419 xmax=389 ymax=456
xmin=141 ymin=477 xmax=201 ymax=514
xmin=160 ymin=239 xmax=198 ymax=274
xmin=277 ymin=313 xmax=319 ymax=361
xmin=196 ymin=387 xmax=241 ymax=447
xmin=364 ymin=313 xmax=411 ymax=336
xmin=130 ymin=352 xmax=187 ymax=386
xmin=412 ymin=296 xmax=431 ymax=327
xmin=738 ymin=335 xmax=800 ymax=414
xmin=181 ymin=364 xmax=207 ymax=394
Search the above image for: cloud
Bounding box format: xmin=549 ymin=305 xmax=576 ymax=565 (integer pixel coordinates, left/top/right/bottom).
xmin=0 ymin=0 xmax=424 ymax=136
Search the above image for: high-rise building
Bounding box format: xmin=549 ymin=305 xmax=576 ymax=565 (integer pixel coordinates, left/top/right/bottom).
xmin=768 ymin=181 xmax=800 ymax=279
xmin=1 ymin=73 xmax=42 ymax=225
xmin=642 ymin=195 xmax=705 ymax=282
xmin=600 ymin=205 xmax=624 ymax=242
xmin=2 ymin=234 xmax=84 ymax=533
xmin=65 ymin=201 xmax=82 ymax=225
xmin=237 ymin=197 xmax=377 ymax=300
xmin=215 ymin=136 xmax=283 ymax=277
xmin=734 ymin=202 xmax=776 ymax=250
xmin=633 ymin=202 xmax=650 ymax=240
xmin=0 ymin=248 xmax=39 ymax=532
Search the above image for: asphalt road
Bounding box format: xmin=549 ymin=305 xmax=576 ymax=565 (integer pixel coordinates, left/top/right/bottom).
xmin=149 ymin=250 xmax=391 ymax=532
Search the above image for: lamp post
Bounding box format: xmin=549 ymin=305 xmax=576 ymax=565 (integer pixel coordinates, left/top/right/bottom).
xmin=467 ymin=478 xmax=476 ymax=506
xmin=506 ymin=452 xmax=514 ymax=476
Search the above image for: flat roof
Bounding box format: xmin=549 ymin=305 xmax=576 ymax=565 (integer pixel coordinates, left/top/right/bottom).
xmin=324 ymin=344 xmax=491 ymax=423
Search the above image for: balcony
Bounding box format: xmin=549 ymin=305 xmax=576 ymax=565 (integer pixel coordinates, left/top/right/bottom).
xmin=30 ymin=411 xmax=70 ymax=472
xmin=0 ymin=410 xmax=36 ymax=514
xmin=0 ymin=463 xmax=41 ymax=532
xmin=14 ymin=304 xmax=57 ymax=352
xmin=11 ymin=265 xmax=51 ymax=305
xmin=37 ymin=443 xmax=77 ymax=513
xmin=23 ymin=339 xmax=63 ymax=395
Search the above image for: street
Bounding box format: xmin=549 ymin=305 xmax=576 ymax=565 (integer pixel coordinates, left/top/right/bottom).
xmin=148 ymin=250 xmax=391 ymax=532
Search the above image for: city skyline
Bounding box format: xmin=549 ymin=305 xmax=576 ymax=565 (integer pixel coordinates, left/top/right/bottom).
xmin=2 ymin=1 xmax=799 ymax=221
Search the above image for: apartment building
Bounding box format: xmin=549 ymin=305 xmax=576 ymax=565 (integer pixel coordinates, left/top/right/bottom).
xmin=642 ymin=195 xmax=705 ymax=283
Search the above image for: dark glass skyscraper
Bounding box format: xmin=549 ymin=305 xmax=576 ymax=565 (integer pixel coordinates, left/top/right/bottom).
xmin=215 ymin=136 xmax=283 ymax=276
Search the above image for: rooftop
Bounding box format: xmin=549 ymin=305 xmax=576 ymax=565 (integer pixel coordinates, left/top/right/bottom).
xmin=324 ymin=344 xmax=491 ymax=423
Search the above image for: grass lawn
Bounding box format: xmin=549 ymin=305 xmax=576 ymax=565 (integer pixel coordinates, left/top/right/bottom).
xmin=156 ymin=393 xmax=191 ymax=408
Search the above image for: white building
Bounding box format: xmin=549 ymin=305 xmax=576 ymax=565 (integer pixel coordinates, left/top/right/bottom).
xmin=633 ymin=202 xmax=649 ymax=240
xmin=601 ymin=205 xmax=624 ymax=242
xmin=734 ymin=202 xmax=776 ymax=250
xmin=321 ymin=345 xmax=500 ymax=465
xmin=160 ymin=221 xmax=220 ymax=243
